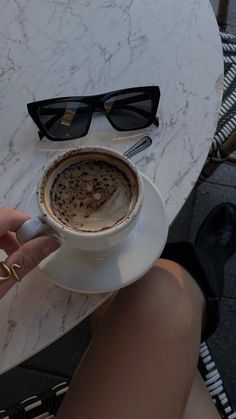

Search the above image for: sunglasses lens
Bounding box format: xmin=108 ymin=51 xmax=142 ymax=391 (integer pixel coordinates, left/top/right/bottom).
xmin=104 ymin=91 xmax=153 ymax=130
xmin=38 ymin=101 xmax=91 ymax=140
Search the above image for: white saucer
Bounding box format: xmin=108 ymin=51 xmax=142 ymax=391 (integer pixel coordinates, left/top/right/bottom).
xmin=25 ymin=174 xmax=169 ymax=293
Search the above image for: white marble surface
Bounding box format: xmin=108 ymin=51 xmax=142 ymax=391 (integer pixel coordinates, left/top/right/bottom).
xmin=0 ymin=0 xmax=223 ymax=374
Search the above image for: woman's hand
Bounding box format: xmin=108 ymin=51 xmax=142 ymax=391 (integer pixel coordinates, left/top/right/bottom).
xmin=0 ymin=206 xmax=60 ymax=299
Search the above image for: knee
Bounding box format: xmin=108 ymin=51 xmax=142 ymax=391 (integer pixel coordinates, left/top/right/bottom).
xmin=121 ymin=259 xmax=205 ymax=339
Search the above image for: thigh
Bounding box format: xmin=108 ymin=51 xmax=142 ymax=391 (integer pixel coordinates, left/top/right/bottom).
xmin=57 ymin=260 xmax=207 ymax=419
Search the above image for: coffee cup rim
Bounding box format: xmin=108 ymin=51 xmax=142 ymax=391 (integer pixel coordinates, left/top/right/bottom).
xmin=37 ymin=146 xmax=144 ymax=238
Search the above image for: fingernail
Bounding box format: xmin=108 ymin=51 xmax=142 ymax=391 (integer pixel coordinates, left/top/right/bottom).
xmin=45 ymin=238 xmax=61 ymax=253
xmin=50 ymin=233 xmax=63 ymax=245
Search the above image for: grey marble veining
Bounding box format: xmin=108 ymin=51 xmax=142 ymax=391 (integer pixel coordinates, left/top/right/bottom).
xmin=0 ymin=0 xmax=223 ymax=373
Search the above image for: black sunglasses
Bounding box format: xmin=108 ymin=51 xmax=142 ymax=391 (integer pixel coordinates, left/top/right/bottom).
xmin=27 ymin=86 xmax=160 ymax=141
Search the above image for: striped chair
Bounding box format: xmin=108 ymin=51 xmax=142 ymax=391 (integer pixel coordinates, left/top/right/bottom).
xmin=200 ymin=29 xmax=236 ymax=181
xmin=199 ymin=341 xmax=236 ymax=419
xmin=0 ymin=340 xmax=235 ymax=419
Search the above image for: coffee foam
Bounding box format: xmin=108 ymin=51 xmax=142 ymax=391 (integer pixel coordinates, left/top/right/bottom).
xmin=49 ymin=159 xmax=135 ymax=232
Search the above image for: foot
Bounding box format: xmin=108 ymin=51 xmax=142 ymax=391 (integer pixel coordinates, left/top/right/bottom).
xmin=195 ymin=203 xmax=236 ymax=264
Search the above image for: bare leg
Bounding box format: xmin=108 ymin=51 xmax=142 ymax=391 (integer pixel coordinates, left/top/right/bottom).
xmin=57 ymin=259 xmax=219 ymax=419
xmin=183 ymin=371 xmax=220 ymax=419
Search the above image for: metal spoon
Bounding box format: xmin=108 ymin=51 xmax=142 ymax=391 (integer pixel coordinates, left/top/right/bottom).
xmin=123 ymin=136 xmax=152 ymax=159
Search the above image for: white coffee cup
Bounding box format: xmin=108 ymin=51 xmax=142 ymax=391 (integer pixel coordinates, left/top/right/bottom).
xmin=16 ymin=146 xmax=144 ymax=252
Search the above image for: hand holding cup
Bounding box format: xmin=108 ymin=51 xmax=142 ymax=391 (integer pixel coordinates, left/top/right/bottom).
xmin=0 ymin=207 xmax=61 ymax=298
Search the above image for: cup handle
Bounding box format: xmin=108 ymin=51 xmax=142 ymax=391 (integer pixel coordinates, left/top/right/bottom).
xmin=16 ymin=217 xmax=56 ymax=244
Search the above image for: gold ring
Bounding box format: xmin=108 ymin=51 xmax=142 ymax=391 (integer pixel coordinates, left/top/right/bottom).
xmin=0 ymin=261 xmax=22 ymax=282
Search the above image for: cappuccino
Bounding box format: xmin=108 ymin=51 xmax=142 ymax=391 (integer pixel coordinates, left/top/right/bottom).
xmin=35 ymin=147 xmax=143 ymax=251
xmin=49 ymin=158 xmax=135 ymax=232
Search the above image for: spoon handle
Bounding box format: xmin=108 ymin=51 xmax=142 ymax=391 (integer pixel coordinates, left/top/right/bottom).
xmin=123 ymin=136 xmax=152 ymax=159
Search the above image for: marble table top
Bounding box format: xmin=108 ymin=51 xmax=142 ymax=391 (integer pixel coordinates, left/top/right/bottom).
xmin=0 ymin=0 xmax=223 ymax=374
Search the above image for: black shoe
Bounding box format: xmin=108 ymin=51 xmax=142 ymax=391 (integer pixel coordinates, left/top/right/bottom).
xmin=195 ymin=203 xmax=236 ymax=265
xmin=161 ymin=204 xmax=236 ymax=339
xmin=194 ymin=203 xmax=236 ymax=336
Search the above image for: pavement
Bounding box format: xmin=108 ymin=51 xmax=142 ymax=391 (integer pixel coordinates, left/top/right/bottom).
xmin=169 ymin=165 xmax=236 ymax=407
xmin=0 ymin=0 xmax=236 ymax=413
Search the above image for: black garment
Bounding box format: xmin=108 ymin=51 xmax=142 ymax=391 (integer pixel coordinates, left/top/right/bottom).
xmin=161 ymin=242 xmax=221 ymax=341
